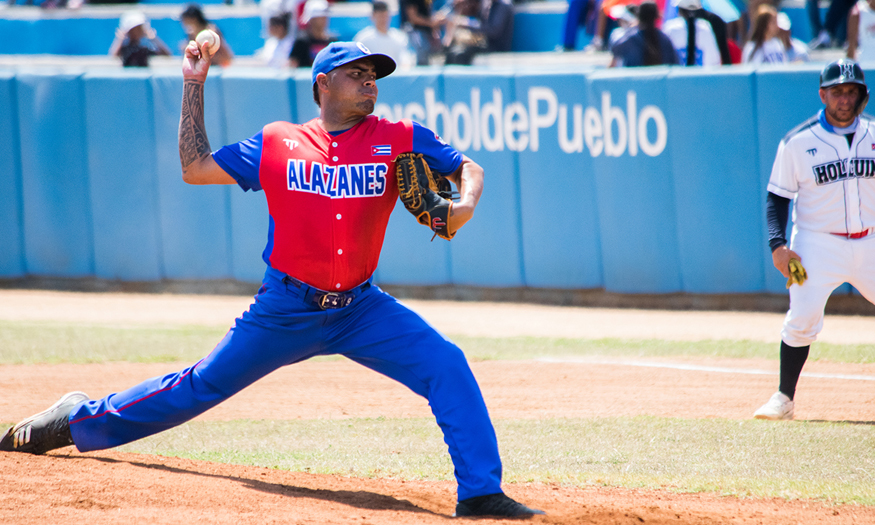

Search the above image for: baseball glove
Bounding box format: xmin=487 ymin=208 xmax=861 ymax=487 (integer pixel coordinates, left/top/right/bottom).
xmin=395 ymin=152 xmax=457 ymax=241
xmin=786 ymin=258 xmax=808 ymax=288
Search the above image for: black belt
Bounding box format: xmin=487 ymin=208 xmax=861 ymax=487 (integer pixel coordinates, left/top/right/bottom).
xmin=281 ymin=274 xmax=371 ymax=310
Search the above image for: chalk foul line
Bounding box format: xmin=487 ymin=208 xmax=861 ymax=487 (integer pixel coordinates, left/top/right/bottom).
xmin=534 ymin=357 xmax=875 ymax=382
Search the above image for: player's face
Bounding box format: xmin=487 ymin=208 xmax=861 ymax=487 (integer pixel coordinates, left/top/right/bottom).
xmin=327 ymin=59 xmax=379 ymax=116
xmin=820 ymin=84 xmax=862 ymax=127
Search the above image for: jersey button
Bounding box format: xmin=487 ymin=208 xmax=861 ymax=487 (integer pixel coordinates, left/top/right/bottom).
xmin=332 ymin=142 xmax=338 ymax=147
xmin=336 ymin=214 xmax=342 ymax=220
xmin=332 ymin=156 xmax=338 ymax=161
xmin=337 ymin=249 xmax=343 ymax=255
xmin=335 ymin=283 xmax=341 ymax=289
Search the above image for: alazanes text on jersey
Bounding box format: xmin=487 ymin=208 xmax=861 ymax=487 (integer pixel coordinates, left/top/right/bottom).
xmin=287 ymin=160 xmax=388 ymax=197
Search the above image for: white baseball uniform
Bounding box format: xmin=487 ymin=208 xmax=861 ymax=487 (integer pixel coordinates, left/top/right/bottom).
xmin=767 ymin=111 xmax=875 ymax=346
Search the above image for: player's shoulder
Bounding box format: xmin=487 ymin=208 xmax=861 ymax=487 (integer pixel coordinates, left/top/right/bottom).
xmin=262 ymin=120 xmax=314 ymax=141
xmin=859 ymin=112 xmax=875 ymax=127
xmin=264 ymin=120 xmax=302 ymax=131
xmin=781 ymin=114 xmax=821 ymax=144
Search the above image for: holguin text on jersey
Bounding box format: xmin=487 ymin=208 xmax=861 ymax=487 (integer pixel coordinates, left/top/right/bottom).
xmin=287 ymin=160 xmax=388 ymax=197
xmin=812 ymin=158 xmax=875 ymax=185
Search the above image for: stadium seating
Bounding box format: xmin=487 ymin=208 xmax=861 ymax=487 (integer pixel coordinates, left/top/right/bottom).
xmin=0 ymin=2 xmax=818 ymax=55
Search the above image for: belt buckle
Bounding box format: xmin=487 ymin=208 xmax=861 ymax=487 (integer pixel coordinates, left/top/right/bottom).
xmin=319 ymin=292 xmax=352 ymax=310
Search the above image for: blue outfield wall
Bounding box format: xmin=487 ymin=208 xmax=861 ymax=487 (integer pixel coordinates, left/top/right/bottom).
xmin=0 ymin=64 xmax=860 ymax=295
xmin=0 ymin=71 xmax=25 ymax=277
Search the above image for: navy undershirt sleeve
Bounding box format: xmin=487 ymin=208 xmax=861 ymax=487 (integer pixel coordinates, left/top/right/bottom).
xmin=766 ymin=191 xmax=791 ymax=252
xmin=212 ymin=130 xmax=264 ymax=192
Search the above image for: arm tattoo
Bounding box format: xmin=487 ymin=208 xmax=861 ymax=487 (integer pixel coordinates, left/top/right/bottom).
xmin=179 ymin=79 xmax=211 ymax=170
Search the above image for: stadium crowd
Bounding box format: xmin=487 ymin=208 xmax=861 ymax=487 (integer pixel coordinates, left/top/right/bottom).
xmin=0 ymin=0 xmax=863 ymax=67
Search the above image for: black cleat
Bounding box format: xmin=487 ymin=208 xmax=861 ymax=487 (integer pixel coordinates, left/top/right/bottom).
xmin=454 ymin=493 xmax=545 ymax=518
xmin=0 ymin=391 xmax=89 ymax=454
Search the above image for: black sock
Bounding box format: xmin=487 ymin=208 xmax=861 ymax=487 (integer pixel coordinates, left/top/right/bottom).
xmin=779 ymin=341 xmax=810 ymax=400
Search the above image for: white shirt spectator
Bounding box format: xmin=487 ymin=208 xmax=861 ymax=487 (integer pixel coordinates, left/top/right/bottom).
xmin=742 ymin=38 xmax=787 ymax=64
xmin=786 ymin=38 xmax=811 ymax=62
xmin=354 ymin=26 xmax=414 ymax=68
xmin=856 ymin=0 xmax=875 ymax=61
xmin=260 ymin=33 xmax=296 ymax=68
xmin=662 ymin=17 xmax=721 ymax=66
xmin=261 ymin=0 xmax=299 ymax=39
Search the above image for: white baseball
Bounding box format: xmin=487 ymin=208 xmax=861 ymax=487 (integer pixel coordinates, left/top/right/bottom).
xmin=195 ymin=29 xmax=221 ymax=56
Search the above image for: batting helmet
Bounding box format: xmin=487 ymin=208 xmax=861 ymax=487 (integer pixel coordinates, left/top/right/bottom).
xmin=820 ymin=59 xmax=869 ymax=116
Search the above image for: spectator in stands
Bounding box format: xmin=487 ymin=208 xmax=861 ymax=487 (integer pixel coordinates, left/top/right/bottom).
xmin=589 ymin=3 xmax=613 ymax=51
xmin=608 ymin=4 xmax=638 ymax=49
xmin=180 ymin=4 xmax=234 ymax=67
xmin=686 ymin=1 xmax=732 ymax=64
xmin=809 ymin=0 xmax=855 ymax=48
xmin=290 ymin=0 xmax=337 ymax=67
xmin=400 ymin=0 xmax=446 ymax=65
xmin=260 ymin=0 xmax=299 ymax=40
xmin=562 ymin=0 xmax=589 ymax=50
xmin=353 ymin=1 xmax=414 ymax=68
xmin=258 ymin=13 xmax=296 ymax=68
xmin=742 ymin=4 xmax=787 ymax=64
xmin=562 ymin=0 xmax=614 ymax=51
xmin=846 ymin=0 xmax=875 ymax=60
xmin=109 ymin=10 xmax=172 ymax=68
xmin=443 ymin=0 xmax=487 ymax=64
xmin=777 ymin=11 xmax=810 ymax=62
xmin=17 ymin=0 xmax=84 ymax=10
xmin=609 ymin=2 xmax=680 ymax=67
xmin=662 ymin=0 xmax=722 ymax=66
xmin=482 ymin=0 xmax=514 ymax=52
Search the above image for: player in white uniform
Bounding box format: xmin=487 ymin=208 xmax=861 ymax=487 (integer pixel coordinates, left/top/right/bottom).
xmin=755 ymin=59 xmax=875 ymax=420
xmin=846 ymin=0 xmax=875 ymax=62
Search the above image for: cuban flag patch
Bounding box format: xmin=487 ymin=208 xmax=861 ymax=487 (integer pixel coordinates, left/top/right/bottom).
xmin=371 ymin=145 xmax=392 ymax=156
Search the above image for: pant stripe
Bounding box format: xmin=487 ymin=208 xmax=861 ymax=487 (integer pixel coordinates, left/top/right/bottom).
xmin=70 ymin=359 xmax=203 ymax=425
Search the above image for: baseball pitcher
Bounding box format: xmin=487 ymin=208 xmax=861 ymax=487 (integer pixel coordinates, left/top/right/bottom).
xmin=0 ymin=41 xmax=543 ymax=518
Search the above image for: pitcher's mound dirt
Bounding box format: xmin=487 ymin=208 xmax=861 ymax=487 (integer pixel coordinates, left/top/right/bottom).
xmin=2 ymin=450 xmax=874 ymax=525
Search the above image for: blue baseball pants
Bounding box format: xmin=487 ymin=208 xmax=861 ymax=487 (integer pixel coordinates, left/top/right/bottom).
xmin=68 ymin=267 xmax=503 ymax=500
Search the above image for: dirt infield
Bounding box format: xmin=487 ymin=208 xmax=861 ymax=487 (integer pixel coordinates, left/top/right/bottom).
xmin=2 ymin=290 xmax=875 ymax=525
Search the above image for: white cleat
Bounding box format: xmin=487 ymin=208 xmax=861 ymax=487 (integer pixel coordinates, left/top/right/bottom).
xmin=754 ymin=391 xmax=794 ymax=420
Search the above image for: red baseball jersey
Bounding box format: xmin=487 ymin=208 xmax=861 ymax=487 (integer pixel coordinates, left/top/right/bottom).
xmin=213 ymin=116 xmax=463 ymax=292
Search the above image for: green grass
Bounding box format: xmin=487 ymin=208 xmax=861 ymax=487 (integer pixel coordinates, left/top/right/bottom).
xmin=113 ymin=417 xmax=875 ymax=505
xmin=2 ymin=319 xmax=874 ymax=505
xmin=2 ymin=320 xmax=874 ymax=365
xmin=0 ymin=320 xmax=230 ymax=364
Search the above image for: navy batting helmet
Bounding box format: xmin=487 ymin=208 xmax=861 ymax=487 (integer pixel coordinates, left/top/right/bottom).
xmin=820 ymin=59 xmax=869 ymax=115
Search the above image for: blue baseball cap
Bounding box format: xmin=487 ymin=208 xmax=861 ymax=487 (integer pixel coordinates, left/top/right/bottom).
xmin=311 ymin=41 xmax=396 ymax=85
